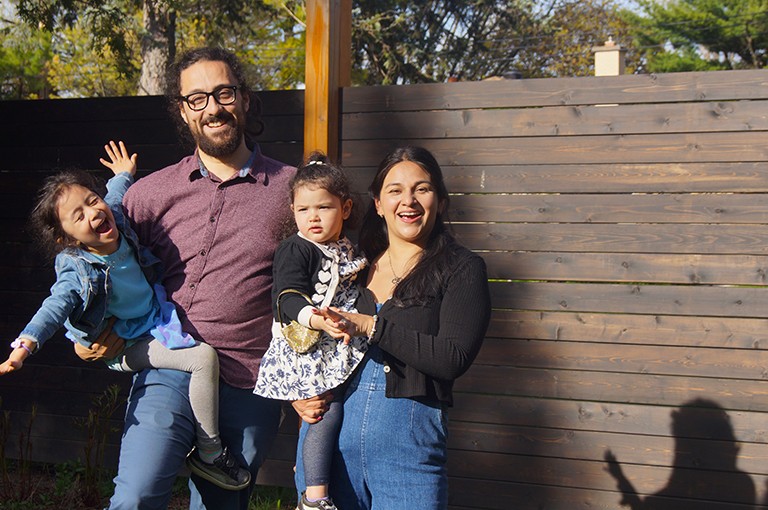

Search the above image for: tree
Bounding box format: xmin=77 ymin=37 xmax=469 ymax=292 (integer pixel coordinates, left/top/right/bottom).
xmin=0 ymin=16 xmax=52 ymax=99
xmin=12 ymin=0 xmax=294 ymax=95
xmin=47 ymin=18 xmax=141 ymax=97
xmin=533 ymin=0 xmax=642 ymax=77
xmin=351 ymin=0 xmax=548 ymax=84
xmin=629 ymin=0 xmax=768 ymax=72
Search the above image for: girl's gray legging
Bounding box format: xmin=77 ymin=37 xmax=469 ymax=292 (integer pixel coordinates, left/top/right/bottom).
xmin=117 ymin=338 xmax=221 ymax=450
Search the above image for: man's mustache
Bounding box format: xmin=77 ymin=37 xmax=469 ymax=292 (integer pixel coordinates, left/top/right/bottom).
xmin=202 ymin=110 xmax=235 ymax=126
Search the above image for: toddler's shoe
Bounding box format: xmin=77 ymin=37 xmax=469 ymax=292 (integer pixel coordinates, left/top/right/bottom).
xmin=186 ymin=446 xmax=251 ymax=491
xmin=298 ymin=493 xmax=338 ymax=510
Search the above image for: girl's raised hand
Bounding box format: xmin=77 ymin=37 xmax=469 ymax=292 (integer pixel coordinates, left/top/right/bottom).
xmin=99 ymin=140 xmax=137 ymax=176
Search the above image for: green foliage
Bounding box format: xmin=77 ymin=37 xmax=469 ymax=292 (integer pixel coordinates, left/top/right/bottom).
xmin=351 ymin=0 xmax=546 ymax=84
xmin=534 ymin=0 xmax=642 ymax=77
xmin=16 ymin=0 xmax=141 ymax=77
xmin=0 ymin=402 xmax=37 ymax=503
xmin=631 ymin=0 xmax=768 ymax=72
xmin=0 ymin=20 xmax=52 ymax=99
xmin=73 ymin=384 xmax=124 ymax=507
xmin=177 ymin=1 xmax=306 ymax=90
xmin=47 ymin=16 xmax=142 ymax=97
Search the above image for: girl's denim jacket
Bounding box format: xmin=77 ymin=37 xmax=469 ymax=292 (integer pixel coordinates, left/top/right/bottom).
xmin=19 ymin=172 xmax=162 ymax=349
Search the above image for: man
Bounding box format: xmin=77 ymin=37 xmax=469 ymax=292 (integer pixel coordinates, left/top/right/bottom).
xmin=107 ymin=47 xmax=295 ymax=510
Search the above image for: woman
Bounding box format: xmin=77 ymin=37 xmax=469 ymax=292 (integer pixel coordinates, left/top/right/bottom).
xmin=294 ymin=146 xmax=491 ymax=510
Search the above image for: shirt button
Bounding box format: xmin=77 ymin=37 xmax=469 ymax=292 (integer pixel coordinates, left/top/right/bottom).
xmin=209 ymin=216 xmax=215 ymax=223
xmin=383 ymin=365 xmax=391 ymax=373
xmin=199 ymin=250 xmax=206 ymax=256
xmin=189 ymin=283 xmax=196 ymax=289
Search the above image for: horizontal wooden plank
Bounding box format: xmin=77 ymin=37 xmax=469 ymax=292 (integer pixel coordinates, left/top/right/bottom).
xmin=449 ymin=449 xmax=766 ymax=505
xmin=447 ymin=476 xmax=766 ymax=510
xmin=458 ymin=364 xmax=768 ymax=410
xmin=0 ymin=90 xmax=303 ymax=124
xmin=476 ymin=338 xmax=768 ymax=380
xmin=342 ymin=131 xmax=768 ymax=167
xmin=343 ymin=99 xmax=768 ymax=140
xmin=482 ymin=251 xmax=768 ymax=285
xmin=342 ymin=69 xmax=768 ymax=112
xmin=11 ymin=250 xmax=767 ymax=291
xmin=345 ymin=162 xmax=768 ymax=194
xmin=449 ymin=421 xmax=768 ymax=475
xmin=489 ymin=281 xmax=768 ymax=318
xmin=451 ymin=193 xmax=768 ymax=224
xmin=485 ymin=310 xmax=768 ymax=349
xmin=0 ymin=141 xmax=302 ymax=172
xmin=450 ymin=394 xmax=768 ymax=442
xmin=453 ymin=223 xmax=768 ymax=254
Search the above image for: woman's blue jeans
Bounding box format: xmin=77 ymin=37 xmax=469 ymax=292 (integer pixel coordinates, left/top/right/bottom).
xmin=108 ymin=368 xmax=281 ymax=510
xmin=296 ymin=347 xmax=448 ymax=510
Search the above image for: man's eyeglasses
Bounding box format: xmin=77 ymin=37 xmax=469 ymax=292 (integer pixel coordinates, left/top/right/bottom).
xmin=179 ymin=86 xmax=238 ymax=111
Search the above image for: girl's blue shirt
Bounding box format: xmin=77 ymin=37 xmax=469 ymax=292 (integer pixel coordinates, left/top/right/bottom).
xmin=19 ymin=172 xmax=163 ymax=349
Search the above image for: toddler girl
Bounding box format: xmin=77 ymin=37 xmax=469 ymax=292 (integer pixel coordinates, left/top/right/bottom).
xmin=254 ymin=152 xmax=368 ymax=510
xmin=0 ymin=141 xmax=249 ymax=491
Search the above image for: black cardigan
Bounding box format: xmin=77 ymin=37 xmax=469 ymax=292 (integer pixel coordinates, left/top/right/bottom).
xmin=358 ymin=245 xmax=491 ymax=407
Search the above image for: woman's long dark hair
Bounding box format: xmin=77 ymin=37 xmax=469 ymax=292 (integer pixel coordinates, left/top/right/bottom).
xmin=359 ymin=146 xmax=459 ymax=305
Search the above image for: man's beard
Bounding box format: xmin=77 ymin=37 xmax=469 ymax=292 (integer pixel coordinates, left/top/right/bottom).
xmin=190 ymin=110 xmax=245 ymax=158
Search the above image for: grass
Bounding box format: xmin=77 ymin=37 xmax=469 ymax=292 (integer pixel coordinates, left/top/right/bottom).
xmin=0 ymin=460 xmax=297 ymax=510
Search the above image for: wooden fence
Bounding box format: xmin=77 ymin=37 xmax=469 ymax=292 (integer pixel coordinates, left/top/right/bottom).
xmin=1 ymin=69 xmax=768 ymax=509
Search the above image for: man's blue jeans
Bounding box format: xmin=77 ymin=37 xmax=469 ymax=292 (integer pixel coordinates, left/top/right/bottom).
xmin=295 ymin=347 xmax=448 ymax=510
xmin=108 ymin=369 xmax=281 ymax=510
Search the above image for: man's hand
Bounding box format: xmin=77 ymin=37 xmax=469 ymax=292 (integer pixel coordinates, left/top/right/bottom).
xmin=74 ymin=318 xmax=125 ymax=362
xmin=292 ymin=392 xmax=334 ymax=424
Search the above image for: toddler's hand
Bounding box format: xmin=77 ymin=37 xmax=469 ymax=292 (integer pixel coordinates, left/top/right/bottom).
xmin=100 ymin=140 xmax=137 ymax=176
xmin=312 ymin=308 xmax=352 ymax=343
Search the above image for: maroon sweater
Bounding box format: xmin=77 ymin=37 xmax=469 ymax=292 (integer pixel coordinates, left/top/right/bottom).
xmin=123 ymin=148 xmax=295 ymax=388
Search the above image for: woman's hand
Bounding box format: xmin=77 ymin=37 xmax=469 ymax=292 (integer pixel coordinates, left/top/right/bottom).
xmin=292 ymin=392 xmax=333 ymax=424
xmin=309 ymin=310 xmax=352 ymax=343
xmin=314 ymin=307 xmax=376 ymax=340
xmin=100 ymin=140 xmax=137 ymax=176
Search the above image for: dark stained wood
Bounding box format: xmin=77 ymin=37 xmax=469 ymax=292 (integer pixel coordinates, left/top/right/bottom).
xmin=448 ymin=421 xmax=768 ymax=475
xmin=345 ymin=162 xmax=768 ymax=194
xmin=488 ymin=281 xmax=768 ymax=317
xmin=475 ymin=337 xmax=768 ymax=380
xmin=458 ymin=364 xmax=768 ymax=410
xmin=347 ymin=162 xmax=768 ymax=193
xmin=484 ymin=311 xmax=768 ymax=349
xmin=3 ymin=70 xmax=768 ymax=508
xmin=342 ymin=69 xmax=768 ymax=112
xmin=451 ymin=193 xmax=768 ymax=224
xmin=341 ymin=131 xmax=768 ymax=167
xmin=452 ymin=223 xmax=768 ymax=254
xmin=343 ymin=99 xmax=768 ymax=140
xmin=449 ymin=395 xmax=768 ymax=443
xmin=481 ymin=251 xmax=768 ymax=285
xmin=447 ymin=478 xmax=766 ymax=510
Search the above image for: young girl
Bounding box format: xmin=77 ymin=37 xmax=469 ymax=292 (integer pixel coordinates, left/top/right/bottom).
xmin=254 ymin=153 xmax=368 ymax=510
xmin=0 ymin=141 xmax=250 ymax=491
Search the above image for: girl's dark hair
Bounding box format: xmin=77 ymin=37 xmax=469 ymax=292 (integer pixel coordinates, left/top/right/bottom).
xmin=29 ymin=170 xmax=106 ymax=259
xmin=277 ymin=152 xmax=359 ymax=240
xmin=358 ymin=146 xmax=458 ymax=305
xmin=165 ymin=46 xmax=264 ymax=148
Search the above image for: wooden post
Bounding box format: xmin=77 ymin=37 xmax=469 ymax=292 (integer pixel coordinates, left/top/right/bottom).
xmin=304 ymin=0 xmax=352 ymax=161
